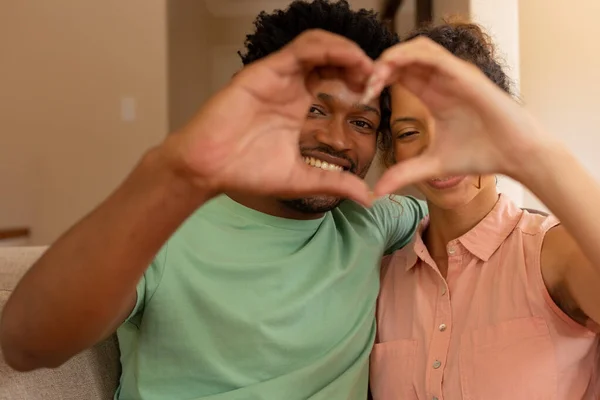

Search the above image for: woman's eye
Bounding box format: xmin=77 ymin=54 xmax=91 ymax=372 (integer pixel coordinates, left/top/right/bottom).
xmin=396 ymin=131 xmax=419 ymax=139
xmin=309 ymin=106 xmax=325 ymax=116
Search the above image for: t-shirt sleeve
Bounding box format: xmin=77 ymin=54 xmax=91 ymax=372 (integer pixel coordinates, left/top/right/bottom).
xmin=124 ymin=244 xmax=169 ymax=327
xmin=370 ymin=195 xmax=428 ymax=254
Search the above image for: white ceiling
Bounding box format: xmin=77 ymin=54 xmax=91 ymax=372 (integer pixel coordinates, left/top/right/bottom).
xmin=203 ymin=0 xmax=414 ymax=18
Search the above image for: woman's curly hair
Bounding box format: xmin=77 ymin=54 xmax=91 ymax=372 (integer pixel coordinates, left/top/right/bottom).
xmin=405 ymin=20 xmax=511 ymax=94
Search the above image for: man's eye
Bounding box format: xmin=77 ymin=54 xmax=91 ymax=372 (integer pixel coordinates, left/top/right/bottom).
xmin=352 ymin=120 xmax=374 ymax=129
xmin=309 ymin=106 xmax=325 ymax=116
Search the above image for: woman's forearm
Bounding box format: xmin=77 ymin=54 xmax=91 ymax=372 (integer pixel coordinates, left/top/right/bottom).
xmin=515 ymin=142 xmax=600 ymax=266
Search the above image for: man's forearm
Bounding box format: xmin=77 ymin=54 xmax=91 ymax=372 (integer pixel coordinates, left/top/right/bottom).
xmin=1 ymin=143 xmax=210 ymax=371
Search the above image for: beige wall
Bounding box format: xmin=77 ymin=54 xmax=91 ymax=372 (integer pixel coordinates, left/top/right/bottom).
xmin=168 ymin=0 xmax=211 ymax=131
xmin=207 ymin=16 xmax=254 ymax=93
xmin=1 ymin=1 xmax=168 ymax=244
xmin=520 ymin=0 xmax=600 ymax=209
xmin=434 ymin=0 xmax=469 ymax=21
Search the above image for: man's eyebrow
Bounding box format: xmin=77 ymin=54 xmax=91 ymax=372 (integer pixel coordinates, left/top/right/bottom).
xmin=317 ymin=93 xmax=334 ymax=102
xmin=354 ymin=103 xmax=380 ymax=117
xmin=391 ymin=117 xmax=420 ymax=126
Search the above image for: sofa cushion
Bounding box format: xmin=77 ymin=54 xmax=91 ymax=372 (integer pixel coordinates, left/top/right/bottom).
xmin=0 ymin=247 xmax=120 ymax=400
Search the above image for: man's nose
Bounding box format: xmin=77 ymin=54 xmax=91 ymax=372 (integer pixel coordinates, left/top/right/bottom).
xmin=314 ymin=120 xmax=351 ymax=152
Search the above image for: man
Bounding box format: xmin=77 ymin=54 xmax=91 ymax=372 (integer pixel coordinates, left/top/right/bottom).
xmin=1 ymin=2 xmax=426 ymax=399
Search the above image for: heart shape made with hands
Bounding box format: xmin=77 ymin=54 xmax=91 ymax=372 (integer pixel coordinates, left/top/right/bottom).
xmin=178 ymin=31 xmax=544 ymax=210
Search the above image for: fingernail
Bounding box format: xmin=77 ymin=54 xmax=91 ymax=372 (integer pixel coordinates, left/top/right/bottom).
xmin=360 ymin=88 xmax=373 ymax=105
xmin=367 ymin=73 xmax=378 ymax=87
xmin=362 ymin=72 xmax=384 ymax=104
xmin=361 ymin=81 xmax=380 ymax=104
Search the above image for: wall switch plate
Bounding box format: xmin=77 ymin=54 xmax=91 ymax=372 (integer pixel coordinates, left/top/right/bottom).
xmin=121 ymin=97 xmax=136 ymax=122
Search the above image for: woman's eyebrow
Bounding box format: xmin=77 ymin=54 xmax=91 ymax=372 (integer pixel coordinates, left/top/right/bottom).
xmin=391 ymin=117 xmax=420 ymax=126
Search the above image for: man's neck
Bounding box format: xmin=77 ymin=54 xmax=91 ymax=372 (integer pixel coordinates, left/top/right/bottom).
xmin=226 ymin=192 xmax=325 ymax=220
xmin=424 ymin=189 xmax=500 ymax=260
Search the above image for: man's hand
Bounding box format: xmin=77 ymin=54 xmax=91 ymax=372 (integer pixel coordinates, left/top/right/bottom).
xmin=166 ymin=29 xmax=375 ymax=206
xmin=364 ymin=37 xmax=552 ymax=196
xmin=1 ymin=30 xmax=377 ymax=372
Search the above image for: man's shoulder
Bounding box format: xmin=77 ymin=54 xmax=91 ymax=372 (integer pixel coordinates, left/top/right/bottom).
xmin=333 ymin=196 xmax=427 ymax=234
xmin=337 ymin=195 xmax=426 ymax=217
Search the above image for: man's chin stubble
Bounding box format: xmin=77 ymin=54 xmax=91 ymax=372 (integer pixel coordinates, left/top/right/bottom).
xmin=280 ymin=196 xmax=343 ymax=214
xmin=281 ymin=164 xmax=370 ymax=214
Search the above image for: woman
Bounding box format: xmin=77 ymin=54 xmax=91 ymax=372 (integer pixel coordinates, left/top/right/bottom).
xmin=368 ymin=23 xmax=600 ymax=399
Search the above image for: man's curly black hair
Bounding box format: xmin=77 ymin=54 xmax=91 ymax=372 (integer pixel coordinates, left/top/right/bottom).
xmin=238 ymin=0 xmax=399 ymax=151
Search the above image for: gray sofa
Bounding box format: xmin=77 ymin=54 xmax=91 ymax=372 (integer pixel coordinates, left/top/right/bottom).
xmin=0 ymin=247 xmax=120 ymax=399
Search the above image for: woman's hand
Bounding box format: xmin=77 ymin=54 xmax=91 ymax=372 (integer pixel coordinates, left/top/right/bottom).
xmin=366 ymin=37 xmax=555 ymax=196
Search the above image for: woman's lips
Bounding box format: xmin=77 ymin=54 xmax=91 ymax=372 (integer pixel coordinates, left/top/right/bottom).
xmin=426 ymin=176 xmax=466 ymax=190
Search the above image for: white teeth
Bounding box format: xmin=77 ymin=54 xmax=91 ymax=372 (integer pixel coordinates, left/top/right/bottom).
xmin=303 ymin=156 xmax=344 ymax=172
xmin=431 ymin=177 xmax=454 ymax=182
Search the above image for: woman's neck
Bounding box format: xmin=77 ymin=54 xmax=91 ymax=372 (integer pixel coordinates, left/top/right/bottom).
xmin=424 ymin=188 xmax=500 ymax=263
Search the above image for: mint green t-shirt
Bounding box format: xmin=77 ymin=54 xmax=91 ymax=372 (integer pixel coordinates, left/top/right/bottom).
xmin=116 ymin=195 xmax=427 ymax=400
